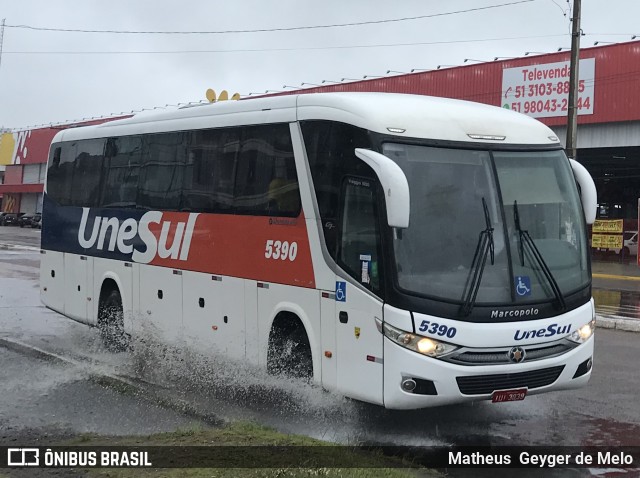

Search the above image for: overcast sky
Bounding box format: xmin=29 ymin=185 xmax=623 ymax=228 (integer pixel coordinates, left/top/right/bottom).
xmin=0 ymin=0 xmax=638 ymax=129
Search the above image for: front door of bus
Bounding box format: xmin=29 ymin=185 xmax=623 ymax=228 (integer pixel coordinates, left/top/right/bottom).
xmin=335 ymin=177 xmax=384 ymax=406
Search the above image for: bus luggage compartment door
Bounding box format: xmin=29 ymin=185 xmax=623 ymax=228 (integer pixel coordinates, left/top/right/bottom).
xmin=138 ymin=264 xmax=182 ymax=345
xmin=182 ymin=271 xmax=246 ymax=361
xmin=40 ymin=250 xmax=65 ymax=314
xmin=63 ymin=253 xmax=93 ymax=324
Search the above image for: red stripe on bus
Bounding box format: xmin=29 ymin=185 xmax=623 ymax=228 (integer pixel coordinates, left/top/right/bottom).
xmin=148 ymin=211 xmax=315 ymax=288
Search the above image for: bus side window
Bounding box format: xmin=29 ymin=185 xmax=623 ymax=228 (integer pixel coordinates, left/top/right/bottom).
xmin=338 ymin=177 xmax=382 ymax=292
xmin=235 ymin=124 xmax=300 ymax=217
xmin=138 ymin=132 xmax=185 ymax=211
xmin=46 ymin=145 xmax=65 ymax=204
xmin=101 ymin=136 xmax=142 ymax=208
xmin=184 ymin=128 xmax=239 ymax=214
xmin=71 ymin=139 xmax=105 ymax=207
xmin=301 ymin=121 xmax=373 ymax=260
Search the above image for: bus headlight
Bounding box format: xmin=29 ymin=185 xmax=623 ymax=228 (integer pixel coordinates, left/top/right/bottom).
xmin=568 ymin=319 xmax=595 ymax=343
xmin=383 ymin=322 xmax=459 ymax=358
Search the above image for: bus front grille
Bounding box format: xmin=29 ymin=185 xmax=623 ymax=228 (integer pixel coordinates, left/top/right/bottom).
xmin=456 ymin=365 xmax=565 ymax=395
xmin=444 ymin=340 xmax=577 ymax=366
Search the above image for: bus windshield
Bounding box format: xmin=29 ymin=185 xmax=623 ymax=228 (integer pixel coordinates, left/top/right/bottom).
xmin=382 ymin=143 xmax=589 ymax=309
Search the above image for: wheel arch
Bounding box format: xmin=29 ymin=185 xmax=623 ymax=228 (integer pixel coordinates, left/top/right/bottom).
xmin=267 ymin=302 xmax=320 ymax=382
xmin=95 ymin=271 xmax=130 ymax=332
xmin=99 ymin=278 xmax=119 ymax=303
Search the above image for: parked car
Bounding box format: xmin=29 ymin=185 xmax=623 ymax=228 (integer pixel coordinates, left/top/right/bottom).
xmin=18 ymin=214 xmax=32 ymax=228
xmin=618 ymin=231 xmax=638 ymax=257
xmin=31 ymin=213 xmax=42 ymax=229
xmin=595 ymin=230 xmax=639 ymax=257
xmin=0 ymin=212 xmax=25 ymax=226
xmin=18 ymin=212 xmax=42 ymax=228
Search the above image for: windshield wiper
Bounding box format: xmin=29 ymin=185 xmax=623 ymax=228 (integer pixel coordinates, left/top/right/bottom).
xmin=459 ymin=198 xmax=495 ymax=317
xmin=513 ymin=200 xmax=566 ymax=310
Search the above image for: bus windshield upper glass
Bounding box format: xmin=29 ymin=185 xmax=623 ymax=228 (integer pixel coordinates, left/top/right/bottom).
xmin=382 ymin=143 xmax=589 ymax=309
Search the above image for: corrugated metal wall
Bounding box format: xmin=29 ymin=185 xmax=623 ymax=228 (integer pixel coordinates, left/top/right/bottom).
xmin=20 ymin=193 xmax=37 ymax=214
xmin=22 ymin=164 xmax=41 ymax=184
xmin=551 ymin=121 xmax=640 ymax=149
xmin=280 ymin=41 xmax=640 ymax=128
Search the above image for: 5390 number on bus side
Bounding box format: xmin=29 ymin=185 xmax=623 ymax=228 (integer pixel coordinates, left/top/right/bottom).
xmin=265 ymin=240 xmax=298 ymax=261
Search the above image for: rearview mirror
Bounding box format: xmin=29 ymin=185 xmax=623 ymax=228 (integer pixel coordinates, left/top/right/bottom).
xmin=569 ymin=159 xmax=597 ymax=224
xmin=355 ymin=148 xmax=410 ymax=228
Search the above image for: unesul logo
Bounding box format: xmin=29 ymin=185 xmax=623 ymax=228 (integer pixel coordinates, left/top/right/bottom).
xmin=78 ymin=208 xmax=199 ymax=263
xmin=514 ymin=323 xmax=571 ymax=341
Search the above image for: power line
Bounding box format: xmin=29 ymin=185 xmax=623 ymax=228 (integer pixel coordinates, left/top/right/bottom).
xmin=3 ymin=33 xmax=570 ymax=55
xmin=6 ymin=32 xmax=633 ymax=56
xmin=4 ymin=0 xmax=536 ymax=35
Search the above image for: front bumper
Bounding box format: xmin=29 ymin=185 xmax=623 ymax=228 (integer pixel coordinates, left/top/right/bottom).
xmin=382 ymin=333 xmax=593 ymax=409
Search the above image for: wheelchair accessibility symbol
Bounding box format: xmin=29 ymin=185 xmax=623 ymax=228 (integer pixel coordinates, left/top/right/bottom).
xmin=515 ymin=276 xmax=532 ymax=297
xmin=335 ymin=281 xmax=346 ymax=302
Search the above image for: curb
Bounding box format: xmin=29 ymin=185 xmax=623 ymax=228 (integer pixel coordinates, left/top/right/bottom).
xmin=0 ymin=337 xmax=71 ymax=366
xmin=592 ymin=273 xmax=640 ymax=282
xmin=0 ymin=242 xmax=40 ymax=252
xmin=0 ymin=337 xmax=224 ymax=427
xmin=595 ymin=316 xmax=640 ymax=333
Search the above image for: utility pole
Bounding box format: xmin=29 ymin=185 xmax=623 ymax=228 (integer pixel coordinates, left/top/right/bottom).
xmin=0 ymin=19 xmax=5 ymax=73
xmin=566 ymin=0 xmax=581 ymax=160
xmin=0 ymin=19 xmax=4 ymax=133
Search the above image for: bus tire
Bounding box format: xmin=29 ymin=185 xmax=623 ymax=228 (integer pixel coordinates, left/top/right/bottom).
xmin=267 ymin=317 xmax=313 ymax=380
xmin=98 ymin=288 xmax=129 ymax=352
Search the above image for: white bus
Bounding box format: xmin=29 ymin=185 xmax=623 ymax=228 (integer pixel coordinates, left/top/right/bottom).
xmin=40 ymin=92 xmax=597 ymax=409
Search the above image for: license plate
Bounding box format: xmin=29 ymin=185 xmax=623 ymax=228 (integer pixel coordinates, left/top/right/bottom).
xmin=491 ymin=388 xmax=527 ymax=403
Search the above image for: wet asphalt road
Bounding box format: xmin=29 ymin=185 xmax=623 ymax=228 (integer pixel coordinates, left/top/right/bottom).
xmin=0 ymin=228 xmax=206 ymax=442
xmin=0 ymin=346 xmax=200 ymax=439
xmin=1 ymin=227 xmax=640 ymax=477
xmin=0 ymin=225 xmax=41 ymax=248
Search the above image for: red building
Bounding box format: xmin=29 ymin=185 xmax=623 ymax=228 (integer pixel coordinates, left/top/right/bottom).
xmin=0 ymin=118 xmax=126 ymax=214
xmin=278 ymin=40 xmax=640 ymax=226
xmin=1 ymin=41 xmax=639 ymax=224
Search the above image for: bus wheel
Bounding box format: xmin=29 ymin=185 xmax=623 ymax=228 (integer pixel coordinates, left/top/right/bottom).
xmin=98 ymin=288 xmax=129 ymax=352
xmin=267 ymin=318 xmax=313 ymax=380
